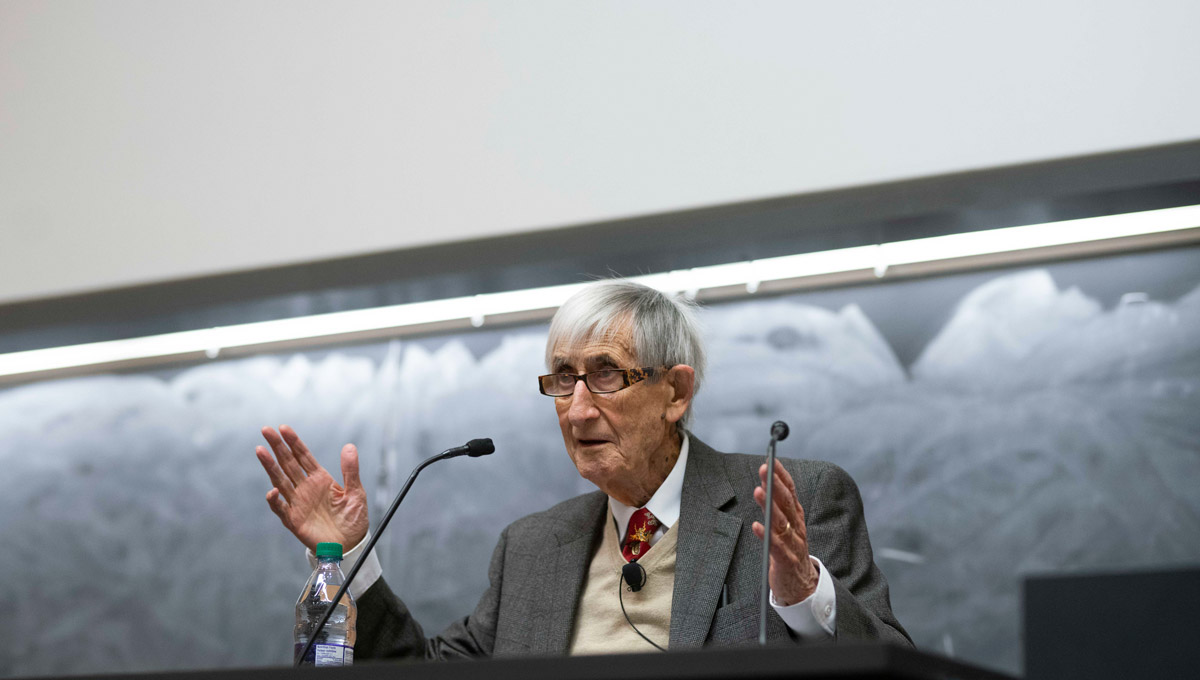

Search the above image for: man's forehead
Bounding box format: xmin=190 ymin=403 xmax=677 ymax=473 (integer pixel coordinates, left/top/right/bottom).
xmin=550 ymin=327 xmax=636 ymax=367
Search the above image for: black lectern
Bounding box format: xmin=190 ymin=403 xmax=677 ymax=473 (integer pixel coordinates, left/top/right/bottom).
xmin=26 ymin=643 xmax=1016 ymax=680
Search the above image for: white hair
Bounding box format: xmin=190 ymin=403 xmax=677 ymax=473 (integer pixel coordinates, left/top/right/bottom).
xmin=545 ymin=279 xmax=706 ymax=425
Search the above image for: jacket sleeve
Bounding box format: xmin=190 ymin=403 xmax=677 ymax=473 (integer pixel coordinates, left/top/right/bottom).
xmin=798 ymin=461 xmax=912 ymax=646
xmin=354 ymin=525 xmax=509 ymax=661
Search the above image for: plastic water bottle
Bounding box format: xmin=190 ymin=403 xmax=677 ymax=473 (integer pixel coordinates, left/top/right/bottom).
xmin=294 ymin=542 xmax=357 ymax=666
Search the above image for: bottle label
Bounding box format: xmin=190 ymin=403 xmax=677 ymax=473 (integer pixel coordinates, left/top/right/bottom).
xmin=295 ymin=642 xmax=354 ymax=667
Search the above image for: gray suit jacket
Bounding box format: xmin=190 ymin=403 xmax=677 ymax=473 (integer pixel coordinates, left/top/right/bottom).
xmin=356 ymin=436 xmax=911 ymax=659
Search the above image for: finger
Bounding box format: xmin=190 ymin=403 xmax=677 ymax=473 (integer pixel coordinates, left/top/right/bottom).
xmin=767 ymin=461 xmax=808 ymax=529
xmin=340 ymin=444 xmax=362 ymax=492
xmin=280 ymin=424 xmax=321 ymax=474
xmin=256 ymin=445 xmax=296 ymax=500
xmin=766 ymin=490 xmax=795 ymax=535
xmin=758 ymin=461 xmax=797 ymax=499
xmin=265 ymin=487 xmax=292 ymax=529
xmin=752 ymin=520 xmax=765 ymax=540
xmin=772 ymin=459 xmax=797 ymax=497
xmin=754 ymin=480 xmax=799 ymax=529
xmin=263 ymin=425 xmax=306 ymax=484
xmin=769 ymin=476 xmax=804 ymax=527
xmin=751 ymin=520 xmax=803 ymax=562
xmin=754 ymin=514 xmax=806 ymax=570
xmin=754 ymin=484 xmax=808 ymax=553
xmin=758 ymin=463 xmax=804 ymax=525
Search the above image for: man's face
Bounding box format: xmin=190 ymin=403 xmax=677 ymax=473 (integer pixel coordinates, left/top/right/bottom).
xmin=549 ymin=324 xmax=690 ymax=505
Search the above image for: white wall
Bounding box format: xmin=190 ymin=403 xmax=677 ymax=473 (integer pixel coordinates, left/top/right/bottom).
xmin=2 ymin=0 xmax=1198 ymax=305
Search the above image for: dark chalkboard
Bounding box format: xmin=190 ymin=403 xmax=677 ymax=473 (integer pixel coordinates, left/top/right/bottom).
xmin=1 ymin=248 xmax=1197 ymax=678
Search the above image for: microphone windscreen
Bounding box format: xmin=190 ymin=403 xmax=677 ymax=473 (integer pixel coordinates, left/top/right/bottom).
xmin=467 ymin=438 xmax=495 ymax=457
xmin=621 ymin=561 xmax=647 ymax=592
xmin=770 ymin=421 xmax=790 ymax=441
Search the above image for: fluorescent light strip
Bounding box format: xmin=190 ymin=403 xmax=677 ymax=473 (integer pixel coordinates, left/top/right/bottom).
xmin=1 ymin=204 xmax=1197 ymax=380
xmin=879 ymin=204 xmax=1200 ymax=267
xmin=0 ymin=284 xmax=589 ymax=377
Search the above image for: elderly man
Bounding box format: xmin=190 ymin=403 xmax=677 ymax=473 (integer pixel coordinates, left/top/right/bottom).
xmin=256 ymin=279 xmax=909 ymax=658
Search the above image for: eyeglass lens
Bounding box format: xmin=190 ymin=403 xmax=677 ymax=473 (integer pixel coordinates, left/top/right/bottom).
xmin=541 ymin=369 xmax=626 ymax=396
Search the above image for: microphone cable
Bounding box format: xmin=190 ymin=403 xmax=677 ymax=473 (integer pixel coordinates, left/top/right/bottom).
xmin=617 ymin=560 xmax=666 ymax=652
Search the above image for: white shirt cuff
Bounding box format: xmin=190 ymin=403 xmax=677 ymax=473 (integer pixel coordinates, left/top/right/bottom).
xmin=305 ymin=534 xmax=383 ymax=601
xmin=769 ymin=555 xmax=836 ymax=637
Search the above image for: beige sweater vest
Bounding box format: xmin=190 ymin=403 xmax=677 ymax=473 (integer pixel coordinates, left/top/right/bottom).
xmin=568 ymin=516 xmax=677 ymax=655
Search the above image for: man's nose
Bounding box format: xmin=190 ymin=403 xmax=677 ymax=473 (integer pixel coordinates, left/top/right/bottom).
xmin=567 ymin=378 xmax=599 ymax=423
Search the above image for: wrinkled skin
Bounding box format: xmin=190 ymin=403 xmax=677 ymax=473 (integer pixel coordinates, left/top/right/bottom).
xmin=255 ymin=424 xmax=368 ymax=551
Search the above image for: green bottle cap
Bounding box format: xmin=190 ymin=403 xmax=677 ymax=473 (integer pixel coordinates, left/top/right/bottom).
xmin=315 ymin=542 xmax=343 ymax=559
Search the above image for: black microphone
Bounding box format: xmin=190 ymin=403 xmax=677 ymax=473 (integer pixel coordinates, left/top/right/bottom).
xmin=621 ymin=560 xmax=647 ymax=592
xmin=443 ymin=438 xmax=496 ymax=458
xmin=759 ymin=420 xmax=789 ymax=646
xmin=770 ymin=420 xmax=789 ymax=442
xmin=295 ymin=438 xmax=495 ymax=666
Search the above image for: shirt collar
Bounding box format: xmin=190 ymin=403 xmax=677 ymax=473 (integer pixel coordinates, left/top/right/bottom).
xmin=609 ymin=433 xmax=689 ymax=537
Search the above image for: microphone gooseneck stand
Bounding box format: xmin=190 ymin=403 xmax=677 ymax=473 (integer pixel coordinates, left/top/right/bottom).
xmin=758 ymin=420 xmax=790 ymax=646
xmin=295 ymin=438 xmax=495 ymax=666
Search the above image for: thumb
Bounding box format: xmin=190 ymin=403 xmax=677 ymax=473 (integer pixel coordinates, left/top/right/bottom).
xmin=340 ymin=443 xmax=362 ymax=492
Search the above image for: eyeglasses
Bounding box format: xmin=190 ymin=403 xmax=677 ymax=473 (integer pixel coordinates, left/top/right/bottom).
xmin=538 ymin=367 xmax=661 ymax=397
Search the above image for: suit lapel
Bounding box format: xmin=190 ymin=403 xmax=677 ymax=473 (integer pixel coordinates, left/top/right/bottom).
xmin=669 ymin=437 xmax=743 ymax=648
xmin=530 ymin=491 xmax=607 ymax=655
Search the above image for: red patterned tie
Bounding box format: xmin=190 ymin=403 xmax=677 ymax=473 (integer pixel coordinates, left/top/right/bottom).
xmin=622 ymin=508 xmax=659 ymax=562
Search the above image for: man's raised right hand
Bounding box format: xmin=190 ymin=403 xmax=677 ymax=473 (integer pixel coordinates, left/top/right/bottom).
xmin=255 ymin=425 xmax=369 ymax=552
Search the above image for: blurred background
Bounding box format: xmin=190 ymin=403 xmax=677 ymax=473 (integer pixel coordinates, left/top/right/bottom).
xmin=2 ymin=2 xmax=1198 ymax=678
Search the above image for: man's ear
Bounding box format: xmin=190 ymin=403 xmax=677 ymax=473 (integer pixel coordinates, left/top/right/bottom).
xmin=663 ymin=365 xmax=695 ymax=425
